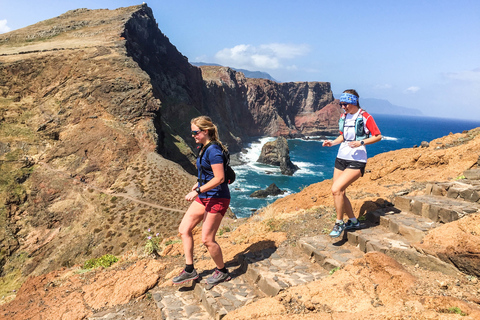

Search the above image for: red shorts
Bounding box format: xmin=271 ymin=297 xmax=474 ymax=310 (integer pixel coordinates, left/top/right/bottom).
xmin=195 ymin=197 xmax=230 ymax=216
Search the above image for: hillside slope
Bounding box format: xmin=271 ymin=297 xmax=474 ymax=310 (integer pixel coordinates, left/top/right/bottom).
xmin=0 ymin=4 xmax=340 ymax=299
xmin=1 ymin=127 xmax=479 ymax=319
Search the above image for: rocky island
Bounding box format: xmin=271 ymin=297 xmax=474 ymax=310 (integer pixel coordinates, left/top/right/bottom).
xmin=257 ymin=137 xmax=299 ymax=175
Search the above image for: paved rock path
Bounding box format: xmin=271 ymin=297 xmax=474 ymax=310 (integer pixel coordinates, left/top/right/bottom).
xmin=89 ymin=177 xmax=479 ymax=319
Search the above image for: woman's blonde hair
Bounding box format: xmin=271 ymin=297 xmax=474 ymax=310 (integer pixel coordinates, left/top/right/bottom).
xmin=191 ymin=116 xmax=227 ymax=150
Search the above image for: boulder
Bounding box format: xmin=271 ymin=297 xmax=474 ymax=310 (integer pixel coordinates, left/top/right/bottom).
xmin=257 ymin=137 xmax=299 ymax=175
xmin=464 ymin=169 xmax=480 ymax=180
xmin=420 ymin=141 xmax=430 ymax=148
xmin=250 ymin=183 xmax=285 ymax=198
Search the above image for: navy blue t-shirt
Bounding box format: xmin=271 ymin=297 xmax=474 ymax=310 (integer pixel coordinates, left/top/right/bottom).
xmin=197 ymin=144 xmax=230 ymax=199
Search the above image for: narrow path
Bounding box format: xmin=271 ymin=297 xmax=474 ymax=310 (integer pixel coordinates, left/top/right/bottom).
xmin=37 ymin=161 xmax=186 ymax=213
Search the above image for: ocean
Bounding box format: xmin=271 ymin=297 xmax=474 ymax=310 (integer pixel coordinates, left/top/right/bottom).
xmin=228 ymin=114 xmax=480 ymax=218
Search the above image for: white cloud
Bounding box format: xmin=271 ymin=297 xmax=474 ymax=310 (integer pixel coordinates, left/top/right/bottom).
xmin=405 ymin=86 xmax=420 ymax=93
xmin=0 ymin=20 xmax=11 ymax=34
xmin=214 ymin=43 xmax=310 ymax=70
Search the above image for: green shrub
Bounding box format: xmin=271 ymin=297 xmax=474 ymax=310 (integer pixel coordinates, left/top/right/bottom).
xmin=447 ymin=307 xmax=466 ymax=316
xmin=83 ymin=254 xmax=118 ymax=269
xmin=144 ymin=229 xmax=162 ymax=255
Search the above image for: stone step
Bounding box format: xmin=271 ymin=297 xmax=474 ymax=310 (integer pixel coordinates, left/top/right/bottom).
xmin=154 ymin=288 xmax=211 ymax=320
xmin=238 ymin=246 xmax=327 ymax=297
xmin=394 ymin=194 xmax=480 ymax=223
xmin=345 ymin=225 xmax=459 ymax=276
xmin=299 ymin=234 xmax=365 ymax=271
xmin=365 ymin=207 xmax=438 ymax=242
xmin=425 ymin=181 xmax=480 ymax=203
xmin=193 ymin=276 xmax=260 ymax=320
xmin=299 ymin=219 xmax=460 ymax=278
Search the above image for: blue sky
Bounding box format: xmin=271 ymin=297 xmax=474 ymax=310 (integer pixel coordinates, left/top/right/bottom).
xmin=1 ymin=0 xmax=479 ymax=120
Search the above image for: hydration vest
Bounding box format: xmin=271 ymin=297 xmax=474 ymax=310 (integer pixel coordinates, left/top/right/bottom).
xmin=338 ymin=109 xmax=369 ymax=141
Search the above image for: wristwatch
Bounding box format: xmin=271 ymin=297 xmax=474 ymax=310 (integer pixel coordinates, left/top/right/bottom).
xmin=360 ymin=140 xmax=365 ymax=146
xmin=195 ymin=187 xmax=201 ymax=194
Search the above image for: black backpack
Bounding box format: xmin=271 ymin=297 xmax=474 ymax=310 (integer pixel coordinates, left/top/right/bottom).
xmin=198 ymin=141 xmax=236 ymax=185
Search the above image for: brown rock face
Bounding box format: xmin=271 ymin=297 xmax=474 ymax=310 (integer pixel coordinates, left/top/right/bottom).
xmin=200 ymin=66 xmax=341 ymax=141
xmin=0 ymin=258 xmax=165 ymax=320
xmin=416 ymin=213 xmax=480 ymax=277
xmin=257 ymin=137 xmax=299 ymax=175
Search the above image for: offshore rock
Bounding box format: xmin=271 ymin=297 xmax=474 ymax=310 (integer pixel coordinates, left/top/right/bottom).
xmin=250 ymin=183 xmax=285 ymax=198
xmin=257 ymin=137 xmax=299 ymax=175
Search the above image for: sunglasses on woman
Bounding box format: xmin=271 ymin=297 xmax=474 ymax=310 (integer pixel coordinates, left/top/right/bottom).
xmin=191 ymin=130 xmax=202 ymax=136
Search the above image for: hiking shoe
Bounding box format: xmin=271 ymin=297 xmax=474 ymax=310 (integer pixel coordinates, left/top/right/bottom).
xmin=345 ymin=219 xmax=361 ymax=230
xmin=172 ymin=269 xmax=199 ymax=284
xmin=329 ymin=222 xmax=345 ymax=238
xmin=206 ymin=268 xmax=230 ymax=285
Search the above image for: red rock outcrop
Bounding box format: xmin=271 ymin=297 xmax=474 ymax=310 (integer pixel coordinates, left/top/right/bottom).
xmin=200 ymin=66 xmax=341 ymax=141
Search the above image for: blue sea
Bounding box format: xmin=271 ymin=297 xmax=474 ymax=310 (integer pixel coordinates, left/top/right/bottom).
xmin=229 ymin=115 xmax=480 ymax=218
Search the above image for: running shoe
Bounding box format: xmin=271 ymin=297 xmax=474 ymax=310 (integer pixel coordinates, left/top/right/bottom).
xmin=329 ymin=222 xmax=345 ymax=238
xmin=172 ymin=269 xmax=199 ymax=284
xmin=345 ymin=219 xmax=361 ymax=230
xmin=206 ymin=268 xmax=230 ymax=285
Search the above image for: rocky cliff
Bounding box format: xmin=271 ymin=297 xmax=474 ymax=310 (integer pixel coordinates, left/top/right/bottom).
xmin=0 ymin=3 xmax=340 ymax=297
xmin=200 ymin=66 xmax=341 ymax=139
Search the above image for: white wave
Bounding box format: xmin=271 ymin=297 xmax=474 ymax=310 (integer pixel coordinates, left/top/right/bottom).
xmin=230 ymin=183 xmax=268 ymax=191
xmin=239 ymin=137 xmax=275 ymax=164
xmin=301 ymin=135 xmax=337 ymax=141
xmin=293 ymin=162 xmax=326 ymax=176
xmin=381 ymin=136 xmax=398 ymax=141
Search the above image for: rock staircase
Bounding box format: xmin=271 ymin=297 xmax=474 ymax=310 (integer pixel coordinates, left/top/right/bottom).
xmin=152 ymin=245 xmax=327 ymax=320
xmin=301 ymin=178 xmax=479 ymax=277
xmin=92 ymin=170 xmax=480 ymax=320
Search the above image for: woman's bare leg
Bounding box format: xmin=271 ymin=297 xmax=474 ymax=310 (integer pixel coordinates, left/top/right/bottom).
xmin=178 ymin=201 xmax=206 ymax=264
xmin=331 ymin=168 xmax=362 ymax=221
xmin=201 ymin=212 xmax=225 ymax=269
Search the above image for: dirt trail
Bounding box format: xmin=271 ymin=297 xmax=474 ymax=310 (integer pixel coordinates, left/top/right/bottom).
xmin=38 ymin=161 xmax=185 ymax=213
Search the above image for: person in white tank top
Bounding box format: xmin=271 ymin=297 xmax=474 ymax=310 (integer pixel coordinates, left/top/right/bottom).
xmin=322 ymin=89 xmax=382 ymax=238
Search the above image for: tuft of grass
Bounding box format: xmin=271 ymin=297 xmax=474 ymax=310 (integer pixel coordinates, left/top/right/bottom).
xmin=446 ymin=307 xmax=467 ymax=316
xmin=217 ymin=226 xmax=231 ymax=236
xmin=329 ymin=267 xmax=341 ymax=275
xmin=83 ymin=254 xmax=118 ymax=269
xmin=164 ymin=239 xmax=181 ymax=246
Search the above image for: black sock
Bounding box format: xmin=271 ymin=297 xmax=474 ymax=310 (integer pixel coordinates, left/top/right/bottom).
xmin=218 ymin=267 xmax=228 ymax=274
xmin=185 ymin=264 xmax=194 ymax=273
